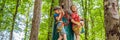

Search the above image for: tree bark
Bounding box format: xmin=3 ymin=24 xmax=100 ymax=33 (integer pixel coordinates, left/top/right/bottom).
xmin=10 ymin=0 xmax=19 ymax=40
xmin=30 ymin=0 xmax=42 ymax=40
xmin=104 ymin=0 xmax=120 ymax=40
xmin=59 ymin=0 xmax=72 ymax=11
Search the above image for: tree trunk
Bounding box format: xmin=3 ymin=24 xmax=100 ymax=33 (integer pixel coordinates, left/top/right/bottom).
xmin=104 ymin=0 xmax=120 ymax=40
xmin=10 ymin=0 xmax=19 ymax=40
xmin=84 ymin=0 xmax=88 ymax=40
xmin=29 ymin=0 xmax=42 ymax=40
xmin=59 ymin=0 xmax=72 ymax=11
xmin=47 ymin=0 xmax=54 ymax=40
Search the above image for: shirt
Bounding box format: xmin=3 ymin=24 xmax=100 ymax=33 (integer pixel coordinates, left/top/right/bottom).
xmin=54 ymin=13 xmax=59 ymax=22
xmin=71 ymin=12 xmax=80 ymax=27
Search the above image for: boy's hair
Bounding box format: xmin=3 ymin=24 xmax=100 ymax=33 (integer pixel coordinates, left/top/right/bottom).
xmin=70 ymin=5 xmax=76 ymax=11
xmin=54 ymin=6 xmax=60 ymax=11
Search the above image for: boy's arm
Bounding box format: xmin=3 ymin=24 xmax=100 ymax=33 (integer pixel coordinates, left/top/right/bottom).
xmin=56 ymin=14 xmax=62 ymax=21
xmin=60 ymin=8 xmax=65 ymax=16
xmin=71 ymin=19 xmax=81 ymax=26
xmin=61 ymin=9 xmax=65 ymax=16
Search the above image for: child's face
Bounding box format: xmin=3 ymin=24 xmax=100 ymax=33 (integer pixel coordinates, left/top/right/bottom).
xmin=71 ymin=6 xmax=77 ymax=12
xmin=55 ymin=10 xmax=59 ymax=14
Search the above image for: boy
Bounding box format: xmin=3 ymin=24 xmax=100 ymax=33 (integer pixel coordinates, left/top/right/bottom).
xmin=70 ymin=5 xmax=83 ymax=40
xmin=53 ymin=6 xmax=67 ymax=40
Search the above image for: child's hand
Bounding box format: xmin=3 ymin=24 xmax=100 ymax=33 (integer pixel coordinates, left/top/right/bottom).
xmin=80 ymin=21 xmax=84 ymax=26
xmin=77 ymin=22 xmax=81 ymax=27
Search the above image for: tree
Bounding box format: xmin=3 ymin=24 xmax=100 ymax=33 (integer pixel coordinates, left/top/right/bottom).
xmin=30 ymin=0 xmax=42 ymax=40
xmin=47 ymin=0 xmax=54 ymax=40
xmin=104 ymin=0 xmax=120 ymax=40
xmin=59 ymin=0 xmax=72 ymax=11
xmin=10 ymin=0 xmax=19 ymax=40
xmin=83 ymin=0 xmax=89 ymax=40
